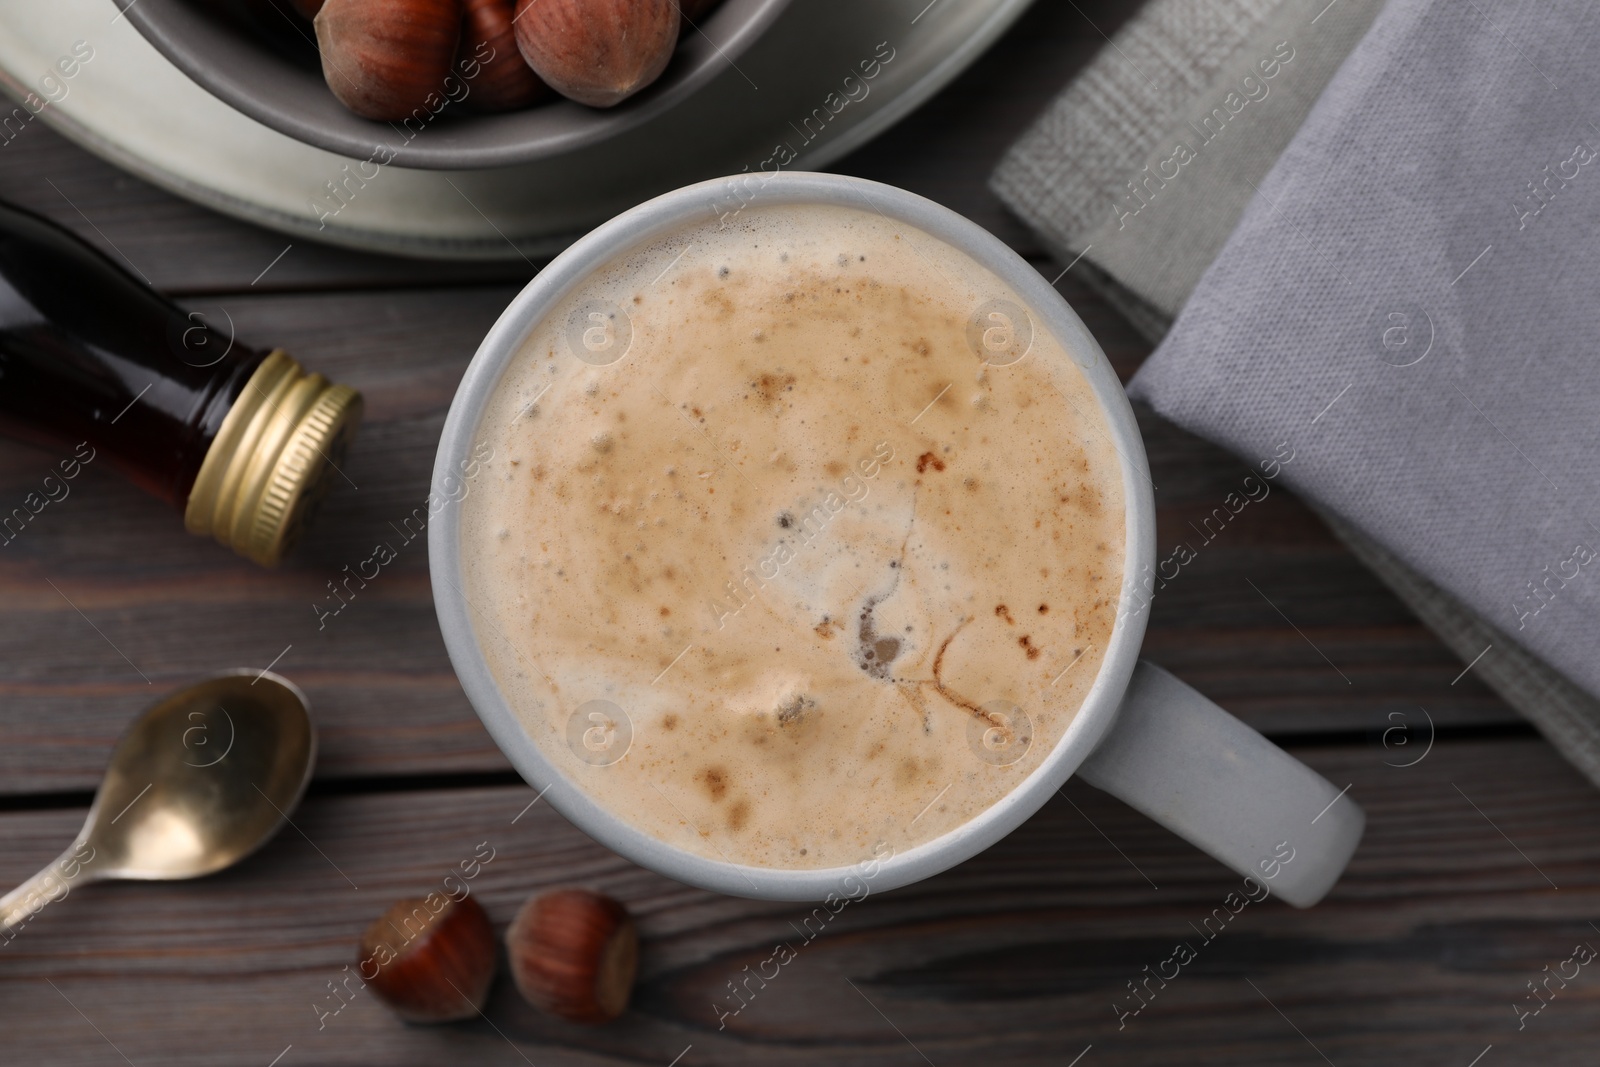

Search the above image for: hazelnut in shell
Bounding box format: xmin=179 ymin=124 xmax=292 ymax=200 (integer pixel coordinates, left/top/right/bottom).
xmin=507 ymin=888 xmax=638 ymax=1023
xmin=359 ymin=893 xmax=497 ymax=1023
xmin=458 ymin=0 xmax=551 ymax=111
xmin=513 ymin=0 xmax=680 ymax=109
xmin=315 ymin=0 xmax=462 ymax=120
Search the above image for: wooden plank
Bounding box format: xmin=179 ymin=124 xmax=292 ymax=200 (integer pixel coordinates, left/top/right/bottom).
xmin=1 ymin=737 xmax=1595 ymax=1064
xmin=0 ymin=276 xmax=1515 ymax=794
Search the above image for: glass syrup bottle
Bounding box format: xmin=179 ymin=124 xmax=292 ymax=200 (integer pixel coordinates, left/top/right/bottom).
xmin=0 ymin=198 xmax=362 ymax=565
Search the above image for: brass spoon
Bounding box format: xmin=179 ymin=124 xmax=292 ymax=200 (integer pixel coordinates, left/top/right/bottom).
xmin=0 ymin=670 xmax=315 ymax=936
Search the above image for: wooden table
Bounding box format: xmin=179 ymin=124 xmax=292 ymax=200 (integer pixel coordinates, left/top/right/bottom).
xmin=4 ymin=4 xmax=1597 ymax=1063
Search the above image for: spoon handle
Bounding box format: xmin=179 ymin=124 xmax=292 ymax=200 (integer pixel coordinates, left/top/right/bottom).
xmin=0 ymin=842 xmax=96 ymax=940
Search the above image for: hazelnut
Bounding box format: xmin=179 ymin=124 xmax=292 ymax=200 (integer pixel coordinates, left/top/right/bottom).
xmin=290 ymin=0 xmax=325 ymax=17
xmin=513 ymin=0 xmax=680 ymax=109
xmin=359 ymin=894 xmax=497 ymax=1023
xmin=458 ymin=0 xmax=551 ymax=111
xmin=315 ymin=0 xmax=462 ymax=120
xmin=506 ymin=888 xmax=638 ymax=1023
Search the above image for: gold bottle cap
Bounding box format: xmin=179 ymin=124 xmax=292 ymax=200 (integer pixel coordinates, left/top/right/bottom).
xmin=184 ymin=350 xmax=363 ymax=567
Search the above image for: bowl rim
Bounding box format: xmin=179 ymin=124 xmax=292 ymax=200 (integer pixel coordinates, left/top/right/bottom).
xmin=114 ymin=0 xmax=795 ymax=171
xmin=429 ymin=172 xmax=1155 ymax=900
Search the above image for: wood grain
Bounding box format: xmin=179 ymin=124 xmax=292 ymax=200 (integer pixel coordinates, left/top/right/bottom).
xmin=2 ymin=738 xmax=1595 ymax=1066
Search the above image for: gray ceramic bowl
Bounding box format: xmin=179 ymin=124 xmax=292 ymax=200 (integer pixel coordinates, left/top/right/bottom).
xmin=113 ymin=0 xmax=792 ymax=170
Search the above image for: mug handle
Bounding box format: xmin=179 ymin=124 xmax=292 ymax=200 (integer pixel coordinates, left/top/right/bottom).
xmin=1076 ymin=661 xmax=1364 ymax=908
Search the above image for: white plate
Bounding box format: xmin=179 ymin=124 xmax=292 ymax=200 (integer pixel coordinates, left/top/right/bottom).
xmin=0 ymin=0 xmax=1034 ymax=260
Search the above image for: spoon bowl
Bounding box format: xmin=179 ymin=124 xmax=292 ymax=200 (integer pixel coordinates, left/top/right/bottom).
xmin=0 ymin=671 xmax=314 ymax=933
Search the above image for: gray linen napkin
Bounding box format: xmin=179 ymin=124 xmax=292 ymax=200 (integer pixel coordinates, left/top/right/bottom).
xmin=990 ymin=0 xmax=1600 ymax=788
xmin=995 ymin=0 xmax=1384 ymax=336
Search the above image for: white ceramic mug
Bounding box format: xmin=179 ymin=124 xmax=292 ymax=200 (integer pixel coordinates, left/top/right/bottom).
xmin=430 ymin=172 xmax=1364 ymax=907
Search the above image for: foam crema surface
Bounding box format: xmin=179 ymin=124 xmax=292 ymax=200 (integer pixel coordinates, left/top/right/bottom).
xmin=461 ymin=202 xmax=1124 ymax=870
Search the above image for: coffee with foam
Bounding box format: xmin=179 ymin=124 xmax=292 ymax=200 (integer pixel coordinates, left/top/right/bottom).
xmin=460 ymin=202 xmax=1124 ymax=870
